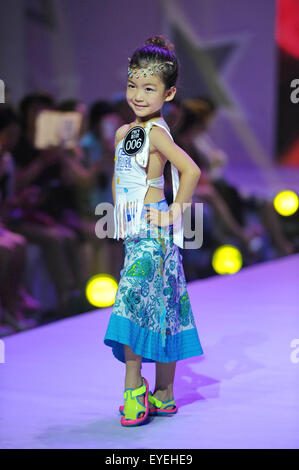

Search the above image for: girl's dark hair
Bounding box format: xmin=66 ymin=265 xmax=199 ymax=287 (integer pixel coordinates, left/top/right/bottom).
xmin=129 ymin=34 xmax=179 ymax=90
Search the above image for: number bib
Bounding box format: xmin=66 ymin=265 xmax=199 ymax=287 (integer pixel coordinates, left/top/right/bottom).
xmin=123 ymin=126 xmax=146 ymax=156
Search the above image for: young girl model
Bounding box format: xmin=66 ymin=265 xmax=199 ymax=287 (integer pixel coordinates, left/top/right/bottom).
xmin=104 ymin=35 xmax=204 ymax=427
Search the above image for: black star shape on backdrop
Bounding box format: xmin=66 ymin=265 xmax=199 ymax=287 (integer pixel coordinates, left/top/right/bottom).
xmin=172 ymin=23 xmax=244 ymax=108
xmin=26 ymin=0 xmax=56 ymax=28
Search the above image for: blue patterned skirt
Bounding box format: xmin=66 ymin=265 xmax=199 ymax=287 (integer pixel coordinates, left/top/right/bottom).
xmin=104 ymin=198 xmax=204 ymax=363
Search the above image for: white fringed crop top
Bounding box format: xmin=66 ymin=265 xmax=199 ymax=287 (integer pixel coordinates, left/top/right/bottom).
xmin=113 ymin=117 xmax=184 ymax=248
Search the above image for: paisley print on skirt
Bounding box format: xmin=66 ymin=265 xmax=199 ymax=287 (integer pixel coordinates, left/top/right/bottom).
xmin=104 ymin=198 xmax=204 ymax=363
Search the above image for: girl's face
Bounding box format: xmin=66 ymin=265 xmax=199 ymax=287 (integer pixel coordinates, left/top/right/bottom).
xmin=126 ymin=68 xmax=176 ymax=119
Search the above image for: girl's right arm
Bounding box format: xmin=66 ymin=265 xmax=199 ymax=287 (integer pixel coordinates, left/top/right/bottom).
xmin=112 ymin=124 xmax=130 ymax=206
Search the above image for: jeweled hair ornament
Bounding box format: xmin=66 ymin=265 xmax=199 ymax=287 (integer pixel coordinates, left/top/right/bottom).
xmin=127 ymin=58 xmax=174 ymax=78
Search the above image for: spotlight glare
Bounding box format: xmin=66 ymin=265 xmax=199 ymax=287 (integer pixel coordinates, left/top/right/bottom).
xmin=273 ymin=190 xmax=299 ymax=216
xmin=212 ymin=245 xmax=243 ymax=275
xmin=85 ymin=274 xmax=118 ymax=307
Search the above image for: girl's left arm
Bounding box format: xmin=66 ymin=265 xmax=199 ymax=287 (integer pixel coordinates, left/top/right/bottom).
xmin=150 ymin=126 xmax=201 ymax=223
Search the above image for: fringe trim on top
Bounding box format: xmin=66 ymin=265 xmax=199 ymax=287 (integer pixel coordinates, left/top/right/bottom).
xmin=114 ymin=199 xmax=144 ymax=240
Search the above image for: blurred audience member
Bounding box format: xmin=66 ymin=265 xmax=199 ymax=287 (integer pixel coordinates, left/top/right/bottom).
xmin=183 ymin=97 xmax=296 ymax=258
xmin=74 ymin=100 xmax=124 ymax=280
xmin=170 ymin=98 xmax=255 ymax=250
xmin=112 ymin=95 xmax=135 ymax=125
xmin=0 ymin=106 xmax=39 ymax=333
xmin=9 ymin=92 xmax=84 ymax=315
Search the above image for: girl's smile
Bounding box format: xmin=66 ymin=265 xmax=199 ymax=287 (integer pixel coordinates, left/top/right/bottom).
xmin=134 ymin=104 xmax=147 ymax=110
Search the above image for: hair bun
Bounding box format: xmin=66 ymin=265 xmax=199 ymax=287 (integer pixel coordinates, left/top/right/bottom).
xmin=145 ymin=35 xmax=175 ymax=52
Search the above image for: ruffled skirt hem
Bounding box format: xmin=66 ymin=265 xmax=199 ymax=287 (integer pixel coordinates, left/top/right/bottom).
xmin=104 ymin=314 xmax=204 ymax=363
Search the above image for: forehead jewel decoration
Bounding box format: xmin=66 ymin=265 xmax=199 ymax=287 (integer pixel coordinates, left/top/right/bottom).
xmin=127 ymin=58 xmax=174 ymax=78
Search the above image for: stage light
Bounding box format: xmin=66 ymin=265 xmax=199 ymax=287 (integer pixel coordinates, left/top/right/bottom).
xmin=273 ymin=190 xmax=299 ymax=216
xmin=212 ymin=244 xmax=243 ymax=275
xmin=85 ymin=274 xmax=118 ymax=307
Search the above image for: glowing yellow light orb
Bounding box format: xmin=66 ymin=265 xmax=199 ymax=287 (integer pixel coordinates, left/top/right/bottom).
xmin=85 ymin=274 xmax=118 ymax=307
xmin=273 ymin=190 xmax=299 ymax=216
xmin=212 ymin=244 xmax=243 ymax=275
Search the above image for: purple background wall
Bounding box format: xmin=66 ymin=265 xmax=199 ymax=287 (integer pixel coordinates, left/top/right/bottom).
xmin=0 ymin=0 xmax=277 ymax=170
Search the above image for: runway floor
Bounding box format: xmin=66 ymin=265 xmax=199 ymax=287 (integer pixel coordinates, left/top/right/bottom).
xmin=0 ymin=254 xmax=298 ymax=449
